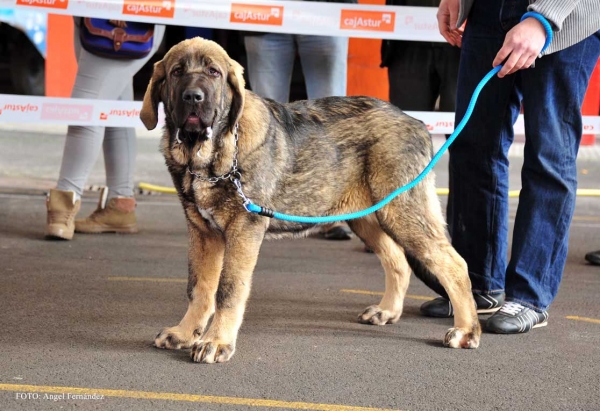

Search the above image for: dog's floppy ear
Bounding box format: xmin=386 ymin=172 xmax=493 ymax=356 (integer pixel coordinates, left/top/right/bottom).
xmin=227 ymin=59 xmax=246 ymax=132
xmin=140 ymin=60 xmax=166 ymax=130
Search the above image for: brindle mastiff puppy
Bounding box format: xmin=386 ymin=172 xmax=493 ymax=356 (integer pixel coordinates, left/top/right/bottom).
xmin=140 ymin=37 xmax=480 ymax=364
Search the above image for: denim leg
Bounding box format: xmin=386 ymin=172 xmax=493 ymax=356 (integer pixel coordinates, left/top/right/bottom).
xmin=243 ymin=34 xmax=296 ymax=103
xmin=296 ymin=35 xmax=348 ymax=99
xmin=448 ymin=0 xmax=522 ymax=295
xmin=506 ymin=32 xmax=600 ymax=311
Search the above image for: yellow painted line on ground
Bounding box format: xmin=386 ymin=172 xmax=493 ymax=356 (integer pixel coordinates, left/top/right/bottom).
xmin=566 ymin=316 xmax=600 ymax=324
xmin=574 ymin=189 xmax=600 ymax=197
xmin=139 ymin=182 xmax=177 ymax=194
xmin=572 ymin=215 xmax=600 ymax=222
xmin=107 ymin=276 xmax=186 ymax=283
xmin=0 ymin=384 xmax=402 ymax=411
xmin=340 ymin=289 xmax=433 ymax=301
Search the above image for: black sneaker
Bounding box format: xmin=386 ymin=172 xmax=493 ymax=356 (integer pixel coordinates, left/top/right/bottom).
xmin=585 ymin=250 xmax=600 ymax=266
xmin=420 ymin=293 xmax=505 ymax=318
xmin=321 ymin=225 xmax=353 ymax=240
xmin=486 ymin=302 xmax=549 ymax=334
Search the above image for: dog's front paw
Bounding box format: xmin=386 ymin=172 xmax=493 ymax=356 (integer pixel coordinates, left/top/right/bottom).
xmin=154 ymin=326 xmax=198 ymax=350
xmin=190 ymin=340 xmax=235 ymax=364
xmin=443 ymin=327 xmax=480 ymax=349
xmin=358 ymin=305 xmax=401 ymax=325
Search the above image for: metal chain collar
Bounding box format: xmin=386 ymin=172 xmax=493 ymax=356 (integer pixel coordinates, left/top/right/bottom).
xmin=186 ymin=123 xmax=252 ymax=210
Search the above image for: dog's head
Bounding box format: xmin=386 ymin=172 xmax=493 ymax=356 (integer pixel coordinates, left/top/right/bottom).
xmin=140 ymin=37 xmax=245 ymax=143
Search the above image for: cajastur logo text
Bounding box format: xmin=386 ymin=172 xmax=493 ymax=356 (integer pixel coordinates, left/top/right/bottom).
xmin=106 ymin=109 xmax=141 ymax=117
xmin=1 ymin=103 xmax=39 ymax=114
xmin=16 ymin=0 xmax=68 ymax=9
xmin=123 ymin=0 xmax=175 ymax=18
xmin=230 ymin=4 xmax=284 ymax=26
xmin=340 ymin=10 xmax=395 ymax=32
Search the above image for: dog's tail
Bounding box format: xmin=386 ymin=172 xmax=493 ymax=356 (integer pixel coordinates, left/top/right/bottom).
xmin=405 ymin=252 xmax=449 ymax=299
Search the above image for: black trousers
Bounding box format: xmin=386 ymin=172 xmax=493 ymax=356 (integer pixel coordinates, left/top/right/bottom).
xmin=386 ymin=43 xmax=461 ymax=112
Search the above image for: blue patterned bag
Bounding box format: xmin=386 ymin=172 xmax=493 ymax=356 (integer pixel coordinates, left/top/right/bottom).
xmin=79 ymin=18 xmax=154 ymax=60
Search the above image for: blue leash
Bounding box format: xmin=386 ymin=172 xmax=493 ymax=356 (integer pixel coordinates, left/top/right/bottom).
xmin=244 ymin=12 xmax=553 ymax=224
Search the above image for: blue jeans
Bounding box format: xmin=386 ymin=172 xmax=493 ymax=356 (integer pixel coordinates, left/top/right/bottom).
xmin=448 ymin=0 xmax=600 ymax=311
xmin=244 ymin=33 xmax=348 ymax=102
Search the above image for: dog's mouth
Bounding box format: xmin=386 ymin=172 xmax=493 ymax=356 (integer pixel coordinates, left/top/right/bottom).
xmin=181 ymin=111 xmax=215 ymax=141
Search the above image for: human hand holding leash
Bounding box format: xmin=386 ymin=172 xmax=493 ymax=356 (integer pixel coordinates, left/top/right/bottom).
xmin=493 ymin=17 xmax=547 ymax=77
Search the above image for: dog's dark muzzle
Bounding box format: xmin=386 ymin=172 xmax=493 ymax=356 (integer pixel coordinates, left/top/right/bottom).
xmin=177 ymin=87 xmax=216 ymax=140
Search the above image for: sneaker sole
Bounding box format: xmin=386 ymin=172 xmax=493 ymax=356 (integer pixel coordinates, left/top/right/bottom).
xmin=488 ymin=320 xmax=549 ymax=334
xmin=45 ymin=233 xmax=72 ymax=241
xmin=477 ymin=306 xmax=502 ymax=315
xmin=45 ymin=226 xmax=74 ymax=241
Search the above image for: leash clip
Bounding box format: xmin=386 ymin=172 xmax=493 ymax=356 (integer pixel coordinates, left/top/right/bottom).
xmin=230 ymin=174 xmax=253 ymax=213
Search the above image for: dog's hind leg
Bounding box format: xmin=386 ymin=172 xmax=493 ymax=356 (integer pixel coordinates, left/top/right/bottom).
xmin=374 ymin=184 xmax=481 ymax=349
xmin=154 ymin=221 xmax=225 ymax=350
xmin=190 ymin=216 xmax=267 ymax=364
xmin=347 ymin=215 xmax=411 ymax=325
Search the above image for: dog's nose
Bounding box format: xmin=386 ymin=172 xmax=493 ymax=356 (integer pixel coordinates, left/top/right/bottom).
xmin=182 ymin=89 xmax=204 ymax=104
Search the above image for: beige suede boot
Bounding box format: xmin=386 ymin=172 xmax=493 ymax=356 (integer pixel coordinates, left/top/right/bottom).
xmin=75 ymin=187 xmax=138 ymax=234
xmin=46 ymin=189 xmax=81 ymax=240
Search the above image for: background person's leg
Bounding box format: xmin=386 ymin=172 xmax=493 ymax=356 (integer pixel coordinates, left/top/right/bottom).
xmin=297 ymin=35 xmax=348 ymax=99
xmin=75 ymin=81 xmax=139 ymax=235
xmin=243 ymin=34 xmax=296 ymax=103
xmin=387 ymin=43 xmax=437 ymax=111
xmin=436 ymin=46 xmax=461 ymax=113
xmin=103 ymin=82 xmax=137 ymax=200
xmin=436 ymin=45 xmax=461 ymax=233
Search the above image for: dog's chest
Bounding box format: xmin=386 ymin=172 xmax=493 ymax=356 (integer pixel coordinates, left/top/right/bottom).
xmin=196 ymin=205 xmax=220 ymax=230
xmin=188 ymin=182 xmax=232 ymax=231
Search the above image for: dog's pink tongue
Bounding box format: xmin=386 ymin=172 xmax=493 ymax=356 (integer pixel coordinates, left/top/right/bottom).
xmin=186 ymin=114 xmax=200 ymax=125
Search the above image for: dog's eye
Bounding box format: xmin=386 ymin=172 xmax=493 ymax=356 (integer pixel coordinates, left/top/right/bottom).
xmin=172 ymin=67 xmax=183 ymax=77
xmin=208 ymin=67 xmax=221 ymax=77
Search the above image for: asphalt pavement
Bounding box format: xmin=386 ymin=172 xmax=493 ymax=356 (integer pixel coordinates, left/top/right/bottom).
xmin=1 ymin=126 xmax=599 ymax=411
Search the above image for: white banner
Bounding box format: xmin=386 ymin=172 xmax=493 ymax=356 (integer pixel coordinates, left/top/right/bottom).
xmin=0 ymin=94 xmax=165 ymax=128
xmin=2 ymin=94 xmax=599 ymax=135
xmin=7 ymin=0 xmax=445 ymax=41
